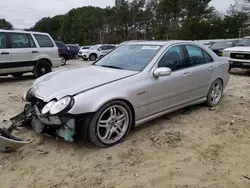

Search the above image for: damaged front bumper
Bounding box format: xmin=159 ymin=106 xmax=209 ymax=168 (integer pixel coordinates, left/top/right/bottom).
xmin=11 ymin=103 xmax=76 ymax=142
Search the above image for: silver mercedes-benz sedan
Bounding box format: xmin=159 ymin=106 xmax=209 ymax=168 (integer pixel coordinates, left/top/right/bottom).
xmin=13 ymin=40 xmax=230 ymax=147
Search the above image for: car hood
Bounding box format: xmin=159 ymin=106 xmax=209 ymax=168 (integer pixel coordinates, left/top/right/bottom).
xmin=224 ymin=46 xmax=250 ymax=52
xmin=32 ymin=65 xmax=137 ymax=102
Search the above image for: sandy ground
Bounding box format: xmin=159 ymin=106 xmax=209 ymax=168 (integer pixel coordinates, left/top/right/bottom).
xmin=0 ymin=60 xmax=250 ymax=188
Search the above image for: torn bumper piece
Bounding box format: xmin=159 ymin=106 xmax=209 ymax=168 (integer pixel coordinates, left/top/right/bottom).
xmin=12 ymin=104 xmax=76 ymax=142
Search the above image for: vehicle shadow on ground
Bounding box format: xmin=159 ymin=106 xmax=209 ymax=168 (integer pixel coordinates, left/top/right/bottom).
xmin=230 ymin=69 xmax=250 ymax=77
xmin=0 ymin=75 xmax=34 ymax=84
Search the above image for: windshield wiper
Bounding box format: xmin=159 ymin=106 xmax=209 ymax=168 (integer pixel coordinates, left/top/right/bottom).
xmin=236 ymin=44 xmax=245 ymax=46
xmin=100 ymin=65 xmax=123 ymax=70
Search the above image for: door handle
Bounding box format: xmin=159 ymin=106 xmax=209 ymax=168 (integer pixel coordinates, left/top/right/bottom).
xmin=32 ymin=51 xmax=38 ymax=53
xmin=182 ymin=72 xmax=191 ymax=77
xmin=208 ymin=66 xmax=215 ymax=70
xmin=1 ymin=52 xmax=10 ymax=55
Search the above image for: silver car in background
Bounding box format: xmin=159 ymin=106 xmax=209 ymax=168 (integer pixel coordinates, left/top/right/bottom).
xmin=13 ymin=40 xmax=230 ymax=148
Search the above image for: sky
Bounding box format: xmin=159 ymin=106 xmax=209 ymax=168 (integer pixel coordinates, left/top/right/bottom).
xmin=0 ymin=0 xmax=235 ymax=29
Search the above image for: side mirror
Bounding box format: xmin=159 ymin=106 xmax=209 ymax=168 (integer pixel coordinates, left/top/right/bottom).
xmin=153 ymin=67 xmax=172 ymax=77
xmin=97 ymin=48 xmax=101 ymax=51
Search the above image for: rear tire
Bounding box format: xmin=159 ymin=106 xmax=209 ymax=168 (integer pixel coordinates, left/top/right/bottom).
xmin=33 ymin=60 xmax=52 ymax=78
xmin=11 ymin=73 xmax=23 ymax=77
xmin=206 ymin=79 xmax=223 ymax=107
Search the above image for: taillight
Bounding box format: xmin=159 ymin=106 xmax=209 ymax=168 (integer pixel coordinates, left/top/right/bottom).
xmin=58 ymin=48 xmax=60 ymax=57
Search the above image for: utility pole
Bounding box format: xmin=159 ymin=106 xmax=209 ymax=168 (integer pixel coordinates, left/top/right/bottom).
xmin=99 ymin=31 xmax=103 ymax=44
xmin=239 ymin=27 xmax=242 ymax=39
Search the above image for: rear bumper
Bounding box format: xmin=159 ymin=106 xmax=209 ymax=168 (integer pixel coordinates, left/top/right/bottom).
xmin=52 ymin=58 xmax=63 ymax=67
xmin=11 ymin=104 xmax=76 ymax=142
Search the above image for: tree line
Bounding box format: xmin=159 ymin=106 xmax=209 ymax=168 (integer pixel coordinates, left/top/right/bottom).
xmin=1 ymin=0 xmax=250 ymax=45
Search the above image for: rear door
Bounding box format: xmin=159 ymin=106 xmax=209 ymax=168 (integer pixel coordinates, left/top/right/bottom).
xmin=0 ymin=32 xmax=11 ymax=74
xmin=183 ymin=44 xmax=216 ymax=99
xmin=9 ymin=32 xmax=38 ymax=72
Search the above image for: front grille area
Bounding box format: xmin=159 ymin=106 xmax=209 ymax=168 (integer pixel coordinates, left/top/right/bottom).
xmin=230 ymin=53 xmax=250 ymax=60
xmin=33 ymin=98 xmax=46 ymax=111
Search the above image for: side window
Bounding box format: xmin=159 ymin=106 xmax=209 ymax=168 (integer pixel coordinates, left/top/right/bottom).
xmin=34 ymin=34 xmax=54 ymax=48
xmin=99 ymin=45 xmax=108 ymax=50
xmin=107 ymin=45 xmax=115 ymax=50
xmin=203 ymin=50 xmax=213 ymax=63
xmin=0 ymin=32 xmax=6 ymax=49
xmin=158 ymin=46 xmax=186 ymax=71
xmin=9 ymin=33 xmax=31 ymax=48
xmin=186 ymin=45 xmax=205 ymax=66
xmin=28 ymin=34 xmax=36 ymax=48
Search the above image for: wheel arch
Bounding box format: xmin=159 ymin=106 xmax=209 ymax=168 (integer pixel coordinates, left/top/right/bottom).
xmin=37 ymin=58 xmax=52 ymax=67
xmin=89 ymin=53 xmax=97 ymax=58
xmin=215 ymin=78 xmax=224 ymax=87
xmin=70 ymin=96 xmax=136 ymax=126
xmin=95 ymin=98 xmax=136 ymax=127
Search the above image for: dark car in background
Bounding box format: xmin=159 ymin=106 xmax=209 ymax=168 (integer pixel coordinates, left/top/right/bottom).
xmin=55 ymin=41 xmax=72 ymax=65
xmin=67 ymin=44 xmax=80 ymax=59
xmin=210 ymin=40 xmax=239 ymax=56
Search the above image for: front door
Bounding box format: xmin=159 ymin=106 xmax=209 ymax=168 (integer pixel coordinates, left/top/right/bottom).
xmin=148 ymin=45 xmax=192 ymax=115
xmin=0 ymin=32 xmax=12 ymax=75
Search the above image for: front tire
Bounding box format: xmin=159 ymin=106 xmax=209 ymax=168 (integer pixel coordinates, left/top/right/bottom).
xmin=33 ymin=60 xmax=52 ymax=78
xmin=206 ymin=79 xmax=223 ymax=107
xmin=82 ymin=100 xmax=133 ymax=148
xmin=89 ymin=54 xmax=97 ymax=61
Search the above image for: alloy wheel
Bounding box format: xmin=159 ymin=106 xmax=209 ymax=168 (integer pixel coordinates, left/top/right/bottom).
xmin=97 ymin=105 xmax=129 ymax=145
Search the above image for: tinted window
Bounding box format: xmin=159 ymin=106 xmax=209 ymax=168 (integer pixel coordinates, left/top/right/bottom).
xmin=99 ymin=45 xmax=108 ymax=50
xmin=235 ymin=38 xmax=250 ymax=47
xmin=107 ymin=45 xmax=116 ymax=50
xmin=34 ymin=34 xmax=54 ymax=47
xmin=203 ymin=50 xmax=213 ymax=63
xmin=9 ymin=33 xmax=31 ymax=48
xmin=90 ymin=45 xmax=101 ymax=50
xmin=186 ymin=45 xmax=205 ymax=66
xmin=82 ymin=46 xmax=90 ymax=50
xmin=94 ymin=45 xmax=161 ymax=71
xmin=0 ymin=32 xmax=6 ymax=49
xmin=56 ymin=42 xmax=65 ymax=48
xmin=158 ymin=46 xmax=186 ymax=71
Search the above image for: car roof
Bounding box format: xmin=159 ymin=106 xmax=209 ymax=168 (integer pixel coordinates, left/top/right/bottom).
xmin=0 ymin=29 xmax=50 ymax=35
xmin=120 ymin=40 xmax=189 ymax=46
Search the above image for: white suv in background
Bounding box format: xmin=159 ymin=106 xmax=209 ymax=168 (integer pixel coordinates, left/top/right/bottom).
xmin=222 ymin=37 xmax=250 ymax=71
xmin=0 ymin=29 xmax=62 ymax=78
xmin=79 ymin=44 xmax=116 ymax=61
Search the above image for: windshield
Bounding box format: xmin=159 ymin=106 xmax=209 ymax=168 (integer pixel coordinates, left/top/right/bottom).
xmin=90 ymin=45 xmax=101 ymax=50
xmin=93 ymin=45 xmax=161 ymax=71
xmin=211 ymin=42 xmax=230 ymax=49
xmin=235 ymin=38 xmax=250 ymax=47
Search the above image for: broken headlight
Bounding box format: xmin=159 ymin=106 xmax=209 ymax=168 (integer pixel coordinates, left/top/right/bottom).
xmin=23 ymin=88 xmax=34 ymax=102
xmin=41 ymin=100 xmax=56 ymax=115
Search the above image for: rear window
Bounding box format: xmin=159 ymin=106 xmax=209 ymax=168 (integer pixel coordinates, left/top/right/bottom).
xmin=34 ymin=34 xmax=54 ymax=48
